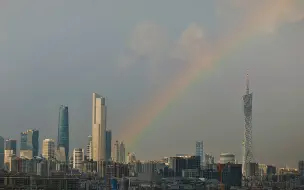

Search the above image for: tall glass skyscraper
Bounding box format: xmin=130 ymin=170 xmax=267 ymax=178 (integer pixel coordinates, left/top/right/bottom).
xmin=20 ymin=129 xmax=39 ymax=157
xmin=58 ymin=105 xmax=69 ymax=161
xmin=106 ymin=130 xmax=112 ymax=161
xmin=195 ymin=141 xmax=204 ymax=167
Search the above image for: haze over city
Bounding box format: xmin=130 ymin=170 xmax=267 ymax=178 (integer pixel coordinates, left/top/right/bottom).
xmin=0 ymin=0 xmax=303 ymax=168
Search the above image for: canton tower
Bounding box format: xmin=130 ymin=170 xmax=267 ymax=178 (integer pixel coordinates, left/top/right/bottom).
xmin=242 ymin=74 xmax=254 ymax=177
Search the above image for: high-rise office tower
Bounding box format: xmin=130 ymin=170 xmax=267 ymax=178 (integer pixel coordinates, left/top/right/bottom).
xmin=42 ymin=139 xmax=55 ymax=160
xmin=92 ymin=93 xmax=106 ymax=162
xmin=242 ymin=74 xmax=254 ymax=177
xmin=114 ymin=140 xmax=120 ymax=162
xmin=119 ymin=141 xmax=126 ymax=163
xmin=106 ymin=130 xmax=112 ymax=161
xmin=20 ymin=129 xmax=39 ymax=158
xmin=195 ymin=141 xmax=204 ymax=167
xmin=73 ymin=148 xmax=84 ymax=171
xmin=58 ymin=105 xmax=69 ymax=161
xmin=86 ymin=135 xmax=92 ymax=160
xmin=0 ymin=136 xmax=4 ymax=169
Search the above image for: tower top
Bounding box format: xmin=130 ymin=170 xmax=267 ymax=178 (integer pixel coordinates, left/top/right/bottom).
xmin=246 ymin=73 xmax=249 ymax=95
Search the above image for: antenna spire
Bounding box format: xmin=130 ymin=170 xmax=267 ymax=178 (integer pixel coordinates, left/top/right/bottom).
xmin=246 ymin=73 xmax=249 ymax=95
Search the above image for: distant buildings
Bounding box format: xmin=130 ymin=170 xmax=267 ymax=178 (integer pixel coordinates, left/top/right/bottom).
xmin=219 ymin=153 xmax=236 ymax=164
xmin=86 ymin=135 xmax=92 ymax=160
xmin=205 ymin=153 xmax=215 ymax=166
xmin=169 ymin=155 xmax=200 ymax=177
xmin=20 ymin=129 xmax=39 ymax=159
xmin=114 ymin=140 xmax=126 ymax=163
xmin=73 ymin=148 xmax=84 ymax=171
xmin=58 ymin=105 xmax=69 ymax=161
xmin=5 ymin=139 xmax=16 ymax=155
xmin=4 ymin=139 xmax=17 ymax=168
xmin=127 ymin=152 xmax=136 ymax=164
xmin=0 ymin=136 xmax=4 ymax=168
xmin=120 ymin=141 xmax=126 ymax=163
xmin=106 ymin=130 xmax=112 ymax=161
xmin=42 ymin=139 xmax=55 ymax=160
xmin=195 ymin=141 xmax=204 ymax=167
xmin=299 ymin=161 xmax=304 ymax=176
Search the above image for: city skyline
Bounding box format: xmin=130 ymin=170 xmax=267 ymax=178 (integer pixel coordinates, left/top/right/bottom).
xmin=0 ymin=1 xmax=303 ymax=167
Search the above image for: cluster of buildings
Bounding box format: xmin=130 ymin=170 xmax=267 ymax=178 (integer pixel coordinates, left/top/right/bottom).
xmin=0 ymin=93 xmax=129 ymax=177
xmin=0 ymin=79 xmax=304 ymax=189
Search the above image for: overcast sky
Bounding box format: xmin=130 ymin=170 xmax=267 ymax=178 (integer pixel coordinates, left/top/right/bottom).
xmin=0 ymin=0 xmax=303 ymax=167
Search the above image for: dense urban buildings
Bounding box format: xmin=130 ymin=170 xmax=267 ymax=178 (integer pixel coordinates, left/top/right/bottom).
xmin=106 ymin=130 xmax=112 ymax=161
xmin=1 ymin=88 xmax=303 ymax=189
xmin=42 ymin=138 xmax=55 ymax=160
xmin=20 ymin=129 xmax=39 ymax=158
xmin=57 ymin=105 xmax=69 ymax=161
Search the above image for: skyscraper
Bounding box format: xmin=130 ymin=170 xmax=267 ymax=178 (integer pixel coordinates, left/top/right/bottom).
xmin=42 ymin=139 xmax=55 ymax=160
xmin=86 ymin=135 xmax=92 ymax=160
xmin=114 ymin=140 xmax=120 ymax=162
xmin=20 ymin=129 xmax=39 ymax=158
xmin=58 ymin=105 xmax=69 ymax=161
xmin=119 ymin=141 xmax=126 ymax=163
xmin=195 ymin=141 xmax=204 ymax=167
xmin=5 ymin=139 xmax=16 ymax=155
xmin=92 ymin=93 xmax=106 ymax=162
xmin=242 ymin=74 xmax=254 ymax=177
xmin=0 ymin=136 xmax=4 ymax=169
xmin=73 ymin=148 xmax=84 ymax=171
xmin=106 ymin=130 xmax=112 ymax=161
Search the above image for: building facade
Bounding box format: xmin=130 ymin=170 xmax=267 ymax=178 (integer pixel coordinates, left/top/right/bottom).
xmin=20 ymin=129 xmax=39 ymax=158
xmin=86 ymin=135 xmax=92 ymax=160
xmin=58 ymin=105 xmax=69 ymax=161
xmin=119 ymin=141 xmax=126 ymax=163
xmin=219 ymin=153 xmax=235 ymax=164
xmin=92 ymin=93 xmax=106 ymax=162
xmin=73 ymin=148 xmax=84 ymax=171
xmin=169 ymin=156 xmax=200 ymax=177
xmin=195 ymin=141 xmax=204 ymax=167
xmin=106 ymin=130 xmax=112 ymax=161
xmin=114 ymin=140 xmax=120 ymax=162
xmin=0 ymin=136 xmax=4 ymax=169
xmin=5 ymin=139 xmax=17 ymax=155
xmin=42 ymin=139 xmax=55 ymax=160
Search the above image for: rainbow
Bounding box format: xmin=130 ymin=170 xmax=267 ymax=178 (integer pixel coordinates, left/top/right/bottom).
xmin=120 ymin=0 xmax=295 ymax=152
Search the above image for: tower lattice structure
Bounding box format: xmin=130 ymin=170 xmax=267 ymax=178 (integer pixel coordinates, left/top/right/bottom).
xmin=242 ymin=74 xmax=254 ymax=177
